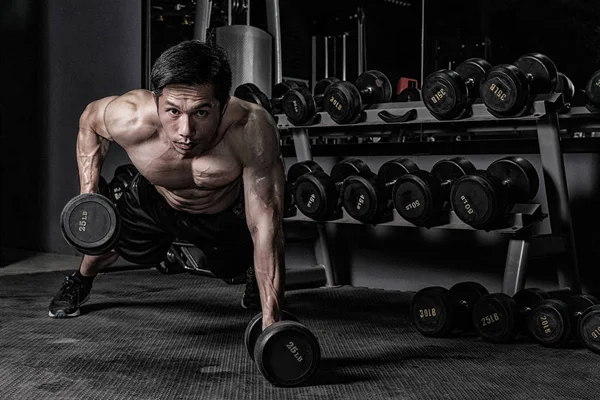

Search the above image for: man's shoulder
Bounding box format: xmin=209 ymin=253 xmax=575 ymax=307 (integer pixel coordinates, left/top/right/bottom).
xmin=105 ymin=90 xmax=158 ymax=142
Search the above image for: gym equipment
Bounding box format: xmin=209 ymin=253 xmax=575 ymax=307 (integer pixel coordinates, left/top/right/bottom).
xmin=282 ymin=77 xmax=340 ymax=126
xmin=234 ymin=83 xmax=272 ymax=113
xmin=395 ymin=80 xmax=421 ymax=102
xmin=450 ymin=156 xmax=539 ymax=229
xmin=283 ymin=180 xmax=297 ymax=218
xmin=578 ymin=304 xmax=600 ymax=354
xmin=411 ymin=281 xmax=489 ymax=337
xmin=480 ymin=53 xmax=558 ymax=117
xmin=234 ymin=81 xmax=299 ymax=114
xmin=529 ymin=294 xmax=599 ymax=348
xmin=422 ymin=58 xmax=492 ymax=120
xmin=393 ymin=157 xmax=475 ymax=227
xmin=340 ymin=157 xmax=419 ymax=224
xmin=109 ymin=164 xmax=138 ymax=202
xmin=245 ymin=311 xmax=320 ymax=387
xmin=555 ymin=72 xmax=575 ymax=111
xmin=323 ymin=70 xmax=393 ymax=124
xmin=585 ymin=69 xmax=600 ymax=111
xmin=472 ymin=288 xmax=570 ymax=343
xmin=287 ymin=159 xmax=371 ymax=221
xmin=60 ymin=177 xmax=121 ymax=255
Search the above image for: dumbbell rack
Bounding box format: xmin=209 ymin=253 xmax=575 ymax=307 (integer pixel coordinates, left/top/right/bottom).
xmin=278 ymin=93 xmax=600 ymax=296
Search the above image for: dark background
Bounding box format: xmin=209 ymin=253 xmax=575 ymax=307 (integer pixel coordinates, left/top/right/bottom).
xmin=1 ymin=0 xmax=599 ymax=292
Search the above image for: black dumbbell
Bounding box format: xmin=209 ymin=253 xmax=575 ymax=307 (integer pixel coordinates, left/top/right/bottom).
xmin=340 ymin=158 xmax=418 ymax=224
xmin=287 ymin=159 xmax=372 ymax=221
xmin=393 ymin=157 xmax=475 ymax=227
xmin=578 ymin=304 xmax=600 ymax=354
xmin=472 ymin=288 xmax=571 ymax=343
xmin=109 ymin=164 xmax=138 ymax=202
xmin=395 ymin=80 xmax=422 ymax=102
xmin=449 ymin=156 xmax=539 ymax=229
xmin=234 ymin=83 xmax=271 ymax=112
xmin=529 ymin=294 xmax=600 ymax=348
xmin=283 ymin=180 xmax=297 ymax=218
xmin=245 ymin=311 xmax=320 ymax=387
xmin=422 ymin=58 xmax=492 ymax=120
xmin=480 ymin=53 xmax=558 ymax=117
xmin=60 ymin=176 xmax=121 ymax=255
xmin=282 ymin=77 xmax=340 ymax=126
xmin=585 ymin=69 xmax=600 ymax=112
xmin=411 ymin=281 xmax=489 ymax=337
xmin=323 ymin=70 xmax=393 ymax=124
xmin=555 ymin=72 xmax=575 ymax=112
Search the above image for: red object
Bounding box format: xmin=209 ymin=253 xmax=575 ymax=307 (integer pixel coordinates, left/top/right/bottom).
xmin=396 ymin=77 xmax=419 ymax=95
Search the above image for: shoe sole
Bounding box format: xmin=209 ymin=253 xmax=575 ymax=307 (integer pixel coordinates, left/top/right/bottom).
xmin=48 ymin=295 xmax=90 ymax=318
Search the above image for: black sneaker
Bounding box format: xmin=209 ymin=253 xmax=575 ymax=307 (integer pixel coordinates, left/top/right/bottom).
xmin=48 ymin=275 xmax=92 ymax=318
xmin=241 ymin=266 xmax=261 ymax=310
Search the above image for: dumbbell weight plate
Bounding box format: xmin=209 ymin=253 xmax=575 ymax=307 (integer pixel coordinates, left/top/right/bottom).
xmin=287 ymin=161 xmax=323 ymax=184
xmin=294 ymin=171 xmax=338 ymax=221
xmin=254 ymin=320 xmax=321 ymax=387
xmin=422 ymin=70 xmax=468 ymax=120
xmin=234 ymin=83 xmax=261 ymax=98
xmin=529 ymin=299 xmax=570 ymax=347
xmin=578 ymin=304 xmax=600 ymax=354
xmin=449 ymin=281 xmax=489 ymax=332
xmin=450 ymin=171 xmax=502 ymax=228
xmin=411 ymin=286 xmax=453 ymax=337
xmin=355 ymin=70 xmax=393 ymax=104
xmin=585 ymin=69 xmax=600 ymax=110
xmin=514 ymin=53 xmax=558 ymax=95
xmin=512 ymin=287 xmax=550 ymax=335
xmin=282 ymin=87 xmax=316 ymax=125
xmin=480 ymin=64 xmax=529 ymax=116
xmin=393 ymin=171 xmax=438 ymax=226
xmin=272 ymin=81 xmax=299 ymax=99
xmin=555 ymin=72 xmax=575 ymax=106
xmin=314 ymin=77 xmax=340 ymax=96
xmin=323 ymin=81 xmax=363 ymax=124
xmin=486 ymin=156 xmax=539 ymax=203
xmin=455 ymin=58 xmax=492 ymax=96
xmin=245 ymin=311 xmax=300 ymax=360
xmin=472 ymin=293 xmax=519 ymax=343
xmin=60 ymin=193 xmax=121 ymax=255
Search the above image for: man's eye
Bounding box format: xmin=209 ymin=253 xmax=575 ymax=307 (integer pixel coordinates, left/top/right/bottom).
xmin=195 ymin=110 xmax=208 ymax=117
xmin=168 ymin=108 xmax=180 ymax=115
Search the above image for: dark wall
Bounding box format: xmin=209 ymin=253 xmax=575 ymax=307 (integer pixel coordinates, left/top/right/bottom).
xmin=1 ymin=0 xmax=141 ymax=254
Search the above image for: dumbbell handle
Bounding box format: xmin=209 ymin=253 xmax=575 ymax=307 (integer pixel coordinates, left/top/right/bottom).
xmin=359 ymin=86 xmax=373 ymax=100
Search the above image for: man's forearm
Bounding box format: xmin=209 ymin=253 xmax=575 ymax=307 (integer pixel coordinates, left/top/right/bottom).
xmin=76 ymin=127 xmax=109 ymax=193
xmin=253 ymin=226 xmax=285 ymax=329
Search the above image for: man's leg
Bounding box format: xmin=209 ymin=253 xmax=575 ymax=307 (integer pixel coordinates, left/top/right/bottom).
xmin=49 ymin=251 xmax=119 ymax=318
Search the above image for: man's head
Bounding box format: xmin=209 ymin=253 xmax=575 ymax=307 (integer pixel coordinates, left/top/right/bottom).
xmin=150 ymin=41 xmax=232 ymax=154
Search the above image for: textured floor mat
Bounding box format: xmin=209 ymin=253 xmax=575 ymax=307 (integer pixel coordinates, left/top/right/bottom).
xmin=0 ymin=269 xmax=597 ymax=400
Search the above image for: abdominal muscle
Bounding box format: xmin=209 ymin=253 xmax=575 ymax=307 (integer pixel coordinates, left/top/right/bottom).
xmin=155 ymin=179 xmax=242 ymax=214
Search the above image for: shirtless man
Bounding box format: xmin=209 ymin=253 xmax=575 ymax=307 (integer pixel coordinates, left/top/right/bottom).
xmin=49 ymin=40 xmax=285 ymax=330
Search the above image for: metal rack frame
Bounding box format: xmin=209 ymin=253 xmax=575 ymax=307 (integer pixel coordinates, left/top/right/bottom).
xmin=280 ymin=94 xmax=600 ymax=295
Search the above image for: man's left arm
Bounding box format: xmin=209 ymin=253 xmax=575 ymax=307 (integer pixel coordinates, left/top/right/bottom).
xmin=240 ymin=109 xmax=286 ymax=330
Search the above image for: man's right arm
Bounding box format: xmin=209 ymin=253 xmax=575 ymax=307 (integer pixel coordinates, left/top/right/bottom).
xmin=77 ymin=96 xmax=118 ymax=194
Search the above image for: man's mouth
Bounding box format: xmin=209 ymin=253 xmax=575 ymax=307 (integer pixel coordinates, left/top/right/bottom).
xmin=175 ymin=142 xmax=195 ymax=150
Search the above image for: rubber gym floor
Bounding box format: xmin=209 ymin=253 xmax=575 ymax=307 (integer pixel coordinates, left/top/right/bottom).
xmin=0 ymin=248 xmax=596 ymax=400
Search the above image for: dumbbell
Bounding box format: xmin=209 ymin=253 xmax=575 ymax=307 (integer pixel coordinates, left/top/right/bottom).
xmin=281 ymin=77 xmax=340 ymax=126
xmin=472 ymin=288 xmax=571 ymax=343
xmin=411 ymin=281 xmax=489 ymax=337
xmin=109 ymin=164 xmax=138 ymax=202
xmin=340 ymin=158 xmax=419 ymax=224
xmin=555 ymin=72 xmax=575 ymax=111
xmin=422 ymin=58 xmax=492 ymax=120
xmin=234 ymin=81 xmax=299 ymax=114
xmin=395 ymin=80 xmax=422 ymax=102
xmin=283 ymin=180 xmax=297 ymax=218
xmin=480 ymin=53 xmax=558 ymax=117
xmin=578 ymin=304 xmax=600 ymax=354
xmin=60 ymin=176 xmax=121 ymax=255
xmin=585 ymin=69 xmax=600 ymax=112
xmin=393 ymin=157 xmax=475 ymax=227
xmin=245 ymin=311 xmax=320 ymax=387
xmin=287 ymin=159 xmax=372 ymax=221
xmin=529 ymin=294 xmax=599 ymax=348
xmin=449 ymin=156 xmax=539 ymax=229
xmin=323 ymin=70 xmax=393 ymax=124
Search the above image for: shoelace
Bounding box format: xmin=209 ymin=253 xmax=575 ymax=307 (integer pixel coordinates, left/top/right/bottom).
xmin=57 ymin=276 xmax=82 ymax=302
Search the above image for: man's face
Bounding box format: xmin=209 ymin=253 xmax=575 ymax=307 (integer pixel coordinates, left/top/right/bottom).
xmin=155 ymin=84 xmax=223 ymax=155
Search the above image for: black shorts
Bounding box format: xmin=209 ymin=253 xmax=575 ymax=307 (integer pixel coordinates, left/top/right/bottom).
xmin=113 ymin=173 xmax=253 ymax=278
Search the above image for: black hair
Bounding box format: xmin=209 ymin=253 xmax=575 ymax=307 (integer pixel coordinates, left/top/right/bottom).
xmin=150 ymin=40 xmax=232 ymax=107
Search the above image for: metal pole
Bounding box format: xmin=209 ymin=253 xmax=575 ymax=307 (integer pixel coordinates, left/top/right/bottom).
xmin=357 ymin=9 xmax=364 ymax=75
xmin=246 ymin=0 xmax=251 ymax=25
xmin=194 ymin=0 xmax=212 ymax=42
xmin=266 ymin=0 xmax=283 ymax=84
xmin=333 ymin=35 xmax=337 ymax=78
xmin=342 ymin=33 xmax=347 ymax=80
xmin=421 ymin=0 xmax=426 ymax=85
xmin=228 ymin=0 xmax=233 ymax=25
xmin=142 ymin=0 xmax=151 ymax=89
xmin=311 ymin=36 xmax=317 ymax=91
xmin=324 ymin=36 xmax=329 ymax=78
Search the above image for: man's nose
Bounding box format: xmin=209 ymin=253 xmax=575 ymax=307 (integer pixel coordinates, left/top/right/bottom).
xmin=178 ymin=115 xmax=195 ymax=139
